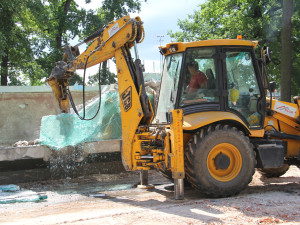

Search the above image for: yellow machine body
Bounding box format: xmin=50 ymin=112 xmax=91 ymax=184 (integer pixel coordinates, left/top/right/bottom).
xmin=47 ymin=16 xmax=299 ymax=199
xmin=265 ymin=98 xmax=300 ymax=157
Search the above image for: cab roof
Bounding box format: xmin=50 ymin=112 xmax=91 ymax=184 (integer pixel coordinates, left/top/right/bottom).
xmin=159 ymin=39 xmax=258 ymax=56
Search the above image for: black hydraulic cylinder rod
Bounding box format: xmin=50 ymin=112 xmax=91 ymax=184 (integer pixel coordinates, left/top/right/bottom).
xmin=268 ymin=130 xmax=300 ymax=140
xmin=83 ymin=28 xmax=105 ymax=44
xmin=134 ymin=59 xmax=153 ymax=123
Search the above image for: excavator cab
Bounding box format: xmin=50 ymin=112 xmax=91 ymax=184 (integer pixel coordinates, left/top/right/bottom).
xmin=156 ymin=42 xmax=266 ymax=131
xmin=156 ymin=39 xmax=299 ymax=197
xmin=155 ymin=40 xmax=273 ymax=197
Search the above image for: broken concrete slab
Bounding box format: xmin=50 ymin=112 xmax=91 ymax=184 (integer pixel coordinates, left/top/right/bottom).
xmin=0 ymin=145 xmax=51 ymax=162
xmin=0 ymin=139 xmax=122 ymax=162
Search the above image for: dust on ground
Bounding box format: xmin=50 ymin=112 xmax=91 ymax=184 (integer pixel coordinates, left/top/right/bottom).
xmin=0 ymin=166 xmax=299 ymax=225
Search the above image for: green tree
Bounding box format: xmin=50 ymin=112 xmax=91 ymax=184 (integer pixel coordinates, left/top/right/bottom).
xmin=291 ymin=1 xmax=300 ymax=96
xmin=81 ymin=0 xmax=145 ymax=85
xmin=88 ymin=67 xmax=116 ymax=86
xmin=280 ymin=0 xmax=293 ymax=101
xmin=0 ymin=0 xmax=47 ymax=85
xmin=39 ymin=0 xmax=146 ymax=85
xmin=169 ymin=0 xmax=300 ymax=97
xmin=36 ymin=0 xmax=87 ymax=79
xmin=68 ymin=73 xmax=84 ymax=85
xmin=1 ymin=0 xmax=145 ymax=86
xmin=102 ymin=0 xmax=144 ymax=21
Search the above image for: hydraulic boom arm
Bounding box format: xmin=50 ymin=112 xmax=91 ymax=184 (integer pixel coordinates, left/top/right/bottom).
xmin=47 ymin=16 xmax=185 ymax=200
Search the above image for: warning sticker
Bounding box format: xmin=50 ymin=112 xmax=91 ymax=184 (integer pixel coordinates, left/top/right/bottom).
xmin=108 ymin=23 xmax=120 ymax=38
xmin=274 ymin=101 xmax=297 ymax=118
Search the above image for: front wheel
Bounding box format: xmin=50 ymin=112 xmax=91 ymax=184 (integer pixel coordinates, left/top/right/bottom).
xmin=185 ymin=124 xmax=256 ymax=197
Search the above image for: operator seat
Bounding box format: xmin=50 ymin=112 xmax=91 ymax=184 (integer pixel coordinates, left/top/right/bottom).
xmin=206 ymin=69 xmax=216 ymax=89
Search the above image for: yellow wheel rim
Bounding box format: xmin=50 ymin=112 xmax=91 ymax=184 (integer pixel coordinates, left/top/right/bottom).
xmin=207 ymin=143 xmax=242 ymax=182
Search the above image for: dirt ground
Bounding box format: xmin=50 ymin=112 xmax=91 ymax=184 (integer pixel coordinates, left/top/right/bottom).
xmin=0 ymin=166 xmax=299 ymax=225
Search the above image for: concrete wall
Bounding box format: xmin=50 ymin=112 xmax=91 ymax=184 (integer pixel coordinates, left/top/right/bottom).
xmin=0 ymin=86 xmax=103 ymax=147
xmin=0 ymin=140 xmax=122 ymax=162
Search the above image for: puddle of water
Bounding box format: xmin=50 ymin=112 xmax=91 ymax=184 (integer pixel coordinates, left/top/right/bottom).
xmin=53 ymin=182 xmax=135 ymax=196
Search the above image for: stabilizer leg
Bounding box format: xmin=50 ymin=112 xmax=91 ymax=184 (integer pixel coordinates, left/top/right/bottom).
xmin=137 ymin=170 xmax=154 ymax=189
xmin=174 ymin=178 xmax=184 ymax=200
xmin=170 ymin=109 xmax=185 ymax=200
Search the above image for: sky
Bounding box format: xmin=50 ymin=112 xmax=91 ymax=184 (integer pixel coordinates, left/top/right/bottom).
xmin=75 ymin=0 xmax=205 ymax=74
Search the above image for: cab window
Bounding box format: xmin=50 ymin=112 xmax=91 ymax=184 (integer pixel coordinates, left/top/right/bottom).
xmin=225 ymin=51 xmax=261 ymax=127
xmin=156 ymin=53 xmax=183 ymax=122
xmin=179 ymin=47 xmax=218 ymax=106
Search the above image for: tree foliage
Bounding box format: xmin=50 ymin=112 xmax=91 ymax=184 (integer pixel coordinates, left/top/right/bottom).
xmin=169 ymin=0 xmax=300 ymax=96
xmin=280 ymin=0 xmax=293 ymax=101
xmin=88 ymin=67 xmax=117 ymax=85
xmin=0 ymin=0 xmax=145 ymax=86
xmin=0 ymin=0 xmax=48 ymax=85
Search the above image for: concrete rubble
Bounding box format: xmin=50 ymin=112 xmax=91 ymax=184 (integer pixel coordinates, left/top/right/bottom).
xmin=0 ymin=139 xmax=122 ymax=162
xmin=13 ymin=139 xmax=39 ymax=147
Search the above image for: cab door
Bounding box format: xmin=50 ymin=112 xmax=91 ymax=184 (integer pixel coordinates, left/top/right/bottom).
xmin=223 ymin=47 xmax=265 ymax=129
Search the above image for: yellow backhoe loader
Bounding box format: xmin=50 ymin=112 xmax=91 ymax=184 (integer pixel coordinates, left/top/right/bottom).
xmin=47 ymin=16 xmax=300 ymax=200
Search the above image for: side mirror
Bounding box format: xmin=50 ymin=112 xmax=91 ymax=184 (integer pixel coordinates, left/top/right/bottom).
xmin=269 ymin=81 xmax=276 ymax=93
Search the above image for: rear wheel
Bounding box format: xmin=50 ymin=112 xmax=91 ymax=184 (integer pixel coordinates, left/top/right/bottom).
xmin=159 ymin=169 xmax=173 ymax=181
xmin=185 ymin=124 xmax=256 ymax=197
xmin=259 ymin=164 xmax=290 ymax=178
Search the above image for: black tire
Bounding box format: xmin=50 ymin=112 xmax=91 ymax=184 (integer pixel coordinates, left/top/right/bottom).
xmin=258 ymin=164 xmax=290 ymax=178
xmin=159 ymin=169 xmax=191 ymax=186
xmin=159 ymin=169 xmax=173 ymax=182
xmin=185 ymin=124 xmax=256 ymax=198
